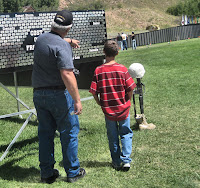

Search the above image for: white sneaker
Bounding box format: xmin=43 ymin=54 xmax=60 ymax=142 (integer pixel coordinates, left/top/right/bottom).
xmin=122 ymin=163 xmax=130 ymax=171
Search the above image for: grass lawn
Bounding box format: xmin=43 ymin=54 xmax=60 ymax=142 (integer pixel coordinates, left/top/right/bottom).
xmin=0 ymin=38 xmax=199 ymax=188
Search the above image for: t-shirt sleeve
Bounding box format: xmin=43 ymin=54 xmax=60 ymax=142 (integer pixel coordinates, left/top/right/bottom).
xmin=57 ymin=44 xmax=74 ymax=70
xmin=125 ymin=71 xmax=136 ymax=92
xmin=89 ymin=71 xmax=98 ymax=95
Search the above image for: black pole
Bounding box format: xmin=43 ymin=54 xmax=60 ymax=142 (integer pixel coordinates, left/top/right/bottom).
xmin=132 ymin=93 xmax=137 ymax=118
xmin=137 ymin=78 xmax=144 ymax=114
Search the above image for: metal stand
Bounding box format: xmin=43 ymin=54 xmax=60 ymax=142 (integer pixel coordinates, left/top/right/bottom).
xmin=13 ymin=72 xmax=23 ymax=119
xmin=0 ymin=72 xmax=36 ymax=161
xmin=133 ymin=78 xmax=145 ymax=116
xmin=132 ymin=78 xmax=156 ymax=130
xmin=0 ymin=113 xmax=34 ymax=161
xmin=0 ymin=74 xmax=94 ymax=161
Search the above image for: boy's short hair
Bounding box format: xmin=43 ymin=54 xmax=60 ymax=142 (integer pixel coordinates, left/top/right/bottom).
xmin=104 ymin=40 xmax=119 ymax=57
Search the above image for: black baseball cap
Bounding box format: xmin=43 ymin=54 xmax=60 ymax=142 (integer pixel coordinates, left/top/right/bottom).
xmin=54 ymin=10 xmax=73 ymax=28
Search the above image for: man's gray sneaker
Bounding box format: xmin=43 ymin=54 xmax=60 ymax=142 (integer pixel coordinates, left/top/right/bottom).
xmin=67 ymin=168 xmax=86 ymax=183
xmin=112 ymin=163 xmax=121 ymax=171
xmin=41 ymin=169 xmax=60 ymax=184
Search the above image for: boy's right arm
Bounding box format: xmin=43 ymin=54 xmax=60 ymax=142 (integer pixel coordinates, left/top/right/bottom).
xmin=92 ymin=94 xmax=101 ymax=106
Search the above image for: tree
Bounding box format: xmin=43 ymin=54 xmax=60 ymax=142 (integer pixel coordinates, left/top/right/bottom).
xmin=0 ymin=0 xmax=3 ymax=13
xmin=167 ymin=0 xmax=200 ymax=16
xmin=3 ymin=0 xmax=19 ymax=13
xmin=68 ymin=0 xmax=105 ymax=11
xmin=1 ymin=0 xmax=59 ymax=13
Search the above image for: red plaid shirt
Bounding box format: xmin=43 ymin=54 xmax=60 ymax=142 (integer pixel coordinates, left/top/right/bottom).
xmin=89 ymin=63 xmax=136 ymax=121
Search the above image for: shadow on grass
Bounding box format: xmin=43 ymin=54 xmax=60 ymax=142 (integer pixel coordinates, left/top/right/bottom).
xmin=59 ymin=160 xmax=110 ymax=168
xmin=0 ymin=155 xmax=40 ymax=182
xmin=0 ymin=136 xmax=38 ymax=153
xmin=81 ymin=160 xmax=111 ymax=168
xmin=131 ymin=123 xmax=140 ymax=131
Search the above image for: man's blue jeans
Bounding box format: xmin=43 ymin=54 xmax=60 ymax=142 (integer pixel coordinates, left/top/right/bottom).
xmin=105 ymin=114 xmax=133 ymax=166
xmin=122 ymin=40 xmax=128 ymax=50
xmin=117 ymin=41 xmax=123 ymax=51
xmin=33 ymin=89 xmax=80 ymax=178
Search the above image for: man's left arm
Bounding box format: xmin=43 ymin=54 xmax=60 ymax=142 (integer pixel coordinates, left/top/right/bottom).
xmin=64 ymin=38 xmax=80 ymax=48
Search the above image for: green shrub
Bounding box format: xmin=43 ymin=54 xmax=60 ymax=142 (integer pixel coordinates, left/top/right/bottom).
xmin=68 ymin=0 xmax=105 ymax=11
xmin=117 ymin=3 xmax=123 ymax=9
xmin=0 ymin=0 xmax=59 ymax=13
xmin=167 ymin=0 xmax=200 ymax=16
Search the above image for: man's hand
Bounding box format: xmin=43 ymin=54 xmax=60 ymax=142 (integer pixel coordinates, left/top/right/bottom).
xmin=70 ymin=39 xmax=80 ymax=48
xmin=74 ymin=101 xmax=82 ymax=115
xmin=64 ymin=38 xmax=80 ymax=48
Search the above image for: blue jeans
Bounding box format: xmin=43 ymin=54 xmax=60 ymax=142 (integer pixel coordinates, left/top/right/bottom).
xmin=117 ymin=41 xmax=123 ymax=51
xmin=132 ymin=39 xmax=136 ymax=49
xmin=33 ymin=89 xmax=80 ymax=178
xmin=105 ymin=114 xmax=133 ymax=166
xmin=122 ymin=40 xmax=128 ymax=50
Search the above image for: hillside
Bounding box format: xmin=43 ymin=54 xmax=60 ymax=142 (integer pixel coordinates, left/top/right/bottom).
xmin=59 ymin=0 xmax=184 ymax=38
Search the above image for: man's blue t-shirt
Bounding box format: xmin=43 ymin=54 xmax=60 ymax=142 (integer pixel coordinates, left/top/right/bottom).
xmin=32 ymin=32 xmax=74 ymax=88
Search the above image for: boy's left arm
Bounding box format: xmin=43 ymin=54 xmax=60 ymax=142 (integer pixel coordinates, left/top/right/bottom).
xmin=127 ymin=90 xmax=133 ymax=101
xmin=125 ymin=71 xmax=136 ymax=101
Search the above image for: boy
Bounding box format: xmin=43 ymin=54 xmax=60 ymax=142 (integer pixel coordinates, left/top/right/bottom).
xmin=89 ymin=40 xmax=136 ymax=171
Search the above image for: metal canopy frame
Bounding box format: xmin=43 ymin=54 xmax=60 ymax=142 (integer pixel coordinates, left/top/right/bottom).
xmin=0 ymin=74 xmax=94 ymax=161
xmin=0 ymin=72 xmax=36 ymax=162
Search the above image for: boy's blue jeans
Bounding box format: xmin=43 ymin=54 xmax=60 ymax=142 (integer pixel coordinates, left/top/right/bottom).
xmin=33 ymin=89 xmax=80 ymax=178
xmin=105 ymin=114 xmax=133 ymax=166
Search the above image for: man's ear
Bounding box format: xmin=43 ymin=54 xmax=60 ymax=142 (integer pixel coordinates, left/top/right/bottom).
xmin=66 ymin=28 xmax=70 ymax=33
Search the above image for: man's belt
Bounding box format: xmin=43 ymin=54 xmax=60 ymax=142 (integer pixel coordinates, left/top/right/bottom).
xmin=34 ymin=85 xmax=66 ymax=91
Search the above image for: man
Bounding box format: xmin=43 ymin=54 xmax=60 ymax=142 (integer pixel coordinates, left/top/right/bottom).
xmin=116 ymin=33 xmax=123 ymax=51
xmin=32 ymin=10 xmax=86 ymax=184
xmin=131 ymin=31 xmax=136 ymax=50
xmin=121 ymin=32 xmax=128 ymax=50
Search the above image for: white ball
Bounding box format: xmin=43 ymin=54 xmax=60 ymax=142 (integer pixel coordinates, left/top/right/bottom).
xmin=128 ymin=63 xmax=145 ymax=78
